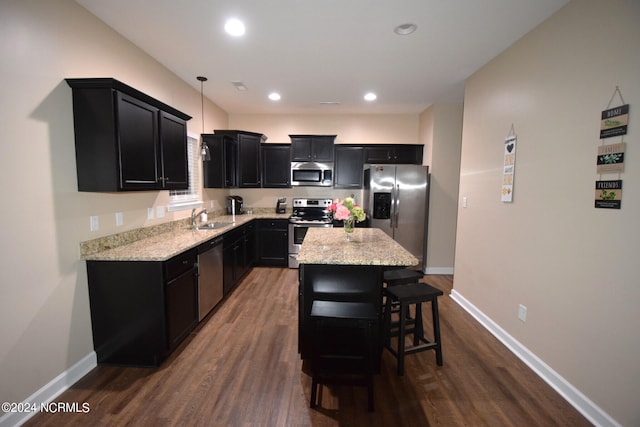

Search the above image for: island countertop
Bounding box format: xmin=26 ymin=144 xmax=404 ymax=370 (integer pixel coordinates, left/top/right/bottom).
xmin=297 ymin=227 xmax=418 ymax=266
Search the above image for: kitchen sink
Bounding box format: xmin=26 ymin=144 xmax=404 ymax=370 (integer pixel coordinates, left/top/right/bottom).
xmin=194 ymin=222 xmax=233 ymax=230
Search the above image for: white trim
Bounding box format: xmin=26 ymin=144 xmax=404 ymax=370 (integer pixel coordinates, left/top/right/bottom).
xmin=0 ymin=352 xmax=97 ymax=427
xmin=450 ymin=290 xmax=622 ymax=427
xmin=424 ymin=266 xmax=454 ymax=275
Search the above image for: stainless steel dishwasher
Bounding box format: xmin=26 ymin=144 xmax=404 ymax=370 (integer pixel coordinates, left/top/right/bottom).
xmin=197 ymin=236 xmax=224 ymax=321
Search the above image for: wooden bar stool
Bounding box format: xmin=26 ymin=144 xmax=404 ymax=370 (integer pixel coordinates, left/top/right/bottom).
xmin=383 ymin=282 xmax=443 ymax=376
xmin=309 ymin=300 xmax=378 ymax=412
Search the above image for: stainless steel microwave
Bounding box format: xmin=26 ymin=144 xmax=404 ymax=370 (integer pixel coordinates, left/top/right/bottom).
xmin=291 ymin=162 xmax=333 ymax=187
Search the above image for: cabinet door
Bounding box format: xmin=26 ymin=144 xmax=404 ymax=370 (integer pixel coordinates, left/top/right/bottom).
xmin=363 ymin=146 xmax=392 ymax=164
xmin=311 ymin=137 xmax=335 ymax=162
xmin=290 ymin=137 xmax=313 ymax=161
xmin=390 ymin=145 xmax=423 ymax=164
xmin=334 ymin=146 xmax=364 ymax=189
xmin=116 ymin=92 xmax=161 ymax=190
xmin=202 ymin=134 xmax=224 ymax=188
xmin=160 ymin=111 xmax=188 ymax=190
xmin=165 ymin=267 xmax=198 ymax=351
xmin=257 ymin=220 xmax=289 ymax=266
xmin=261 ymin=144 xmax=291 ymax=187
xmin=237 ymin=134 xmax=261 ymax=187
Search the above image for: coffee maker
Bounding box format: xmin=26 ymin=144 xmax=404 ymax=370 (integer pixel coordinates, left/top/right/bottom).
xmin=226 ymin=196 xmax=244 ymax=215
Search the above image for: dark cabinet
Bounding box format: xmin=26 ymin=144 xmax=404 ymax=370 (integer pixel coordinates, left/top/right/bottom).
xmin=256 ymin=219 xmax=289 ymax=266
xmin=363 ymin=144 xmax=423 ymax=164
xmin=202 ymin=134 xmax=236 ymax=188
xmin=334 ymin=145 xmax=364 ymax=189
xmin=66 ymin=78 xmax=191 ymax=192
xmin=261 ymin=144 xmax=291 ymax=188
xmin=85 ymin=249 xmax=198 ymax=366
xmin=223 ymin=222 xmax=256 ymax=295
xmin=290 ymin=135 xmax=335 ymax=162
xmin=204 ymin=130 xmax=265 ymax=188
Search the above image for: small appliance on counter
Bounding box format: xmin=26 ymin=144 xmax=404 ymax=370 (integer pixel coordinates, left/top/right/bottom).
xmin=276 ymin=197 xmax=287 ymax=214
xmin=226 ymin=195 xmax=244 ymax=215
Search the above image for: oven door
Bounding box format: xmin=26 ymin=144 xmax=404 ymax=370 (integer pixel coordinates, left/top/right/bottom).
xmin=288 ymin=222 xmax=332 ymax=268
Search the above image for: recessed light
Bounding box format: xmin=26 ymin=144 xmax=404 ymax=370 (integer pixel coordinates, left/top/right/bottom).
xmin=364 ymin=92 xmax=377 ymax=102
xmin=268 ymin=92 xmax=281 ymax=101
xmin=394 ymin=23 xmax=417 ymax=35
xmin=225 ymin=18 xmax=245 ymax=36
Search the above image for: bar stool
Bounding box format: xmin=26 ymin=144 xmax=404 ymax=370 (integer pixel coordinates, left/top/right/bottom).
xmin=383 ymin=268 xmax=424 ymax=287
xmin=309 ymin=300 xmax=378 ymax=412
xmin=382 ymin=268 xmax=424 ymax=325
xmin=383 ymin=282 xmax=443 ymax=376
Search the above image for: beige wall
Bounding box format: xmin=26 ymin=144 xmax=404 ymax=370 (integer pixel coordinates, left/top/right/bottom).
xmin=454 ymin=1 xmax=639 ymax=425
xmin=229 ymin=114 xmax=419 ymax=144
xmin=420 ymin=104 xmax=463 ymax=273
xmin=0 ymin=0 xmax=228 ymax=407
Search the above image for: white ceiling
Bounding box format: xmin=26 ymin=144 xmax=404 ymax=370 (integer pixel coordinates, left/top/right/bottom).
xmin=76 ymin=0 xmax=568 ymax=115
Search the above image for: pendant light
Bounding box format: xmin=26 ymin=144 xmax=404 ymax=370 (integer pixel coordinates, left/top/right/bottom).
xmin=197 ymin=76 xmax=211 ymax=161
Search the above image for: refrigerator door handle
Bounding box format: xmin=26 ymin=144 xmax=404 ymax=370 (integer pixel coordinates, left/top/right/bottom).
xmin=395 ymin=184 xmax=400 ymax=229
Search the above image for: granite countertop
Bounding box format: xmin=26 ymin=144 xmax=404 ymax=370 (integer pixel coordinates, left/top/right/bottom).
xmin=297 ymin=227 xmax=418 ymax=266
xmin=82 ymin=213 xmax=290 ymax=262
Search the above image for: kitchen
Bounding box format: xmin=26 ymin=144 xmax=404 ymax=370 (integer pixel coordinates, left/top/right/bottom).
xmin=2 ymin=1 xmax=638 ymax=427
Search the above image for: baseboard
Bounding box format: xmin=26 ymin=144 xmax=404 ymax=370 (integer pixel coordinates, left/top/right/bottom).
xmin=0 ymin=351 xmax=97 ymax=427
xmin=450 ymin=290 xmax=621 ymax=427
xmin=424 ymin=266 xmax=454 ymax=275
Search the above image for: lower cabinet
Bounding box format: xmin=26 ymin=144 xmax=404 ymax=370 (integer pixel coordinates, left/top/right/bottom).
xmin=223 ymin=222 xmax=256 ymax=295
xmin=256 ymin=219 xmax=289 ymax=267
xmin=86 ymin=249 xmax=198 ymax=366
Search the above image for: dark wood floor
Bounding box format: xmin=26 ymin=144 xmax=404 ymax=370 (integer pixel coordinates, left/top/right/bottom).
xmin=25 ymin=268 xmax=591 ymax=426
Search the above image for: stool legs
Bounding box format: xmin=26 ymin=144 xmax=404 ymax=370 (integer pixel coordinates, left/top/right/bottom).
xmin=432 ymin=298 xmax=443 ymax=366
xmin=383 ymin=283 xmax=444 ymax=376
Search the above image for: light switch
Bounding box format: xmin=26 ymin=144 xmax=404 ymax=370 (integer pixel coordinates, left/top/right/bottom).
xmin=115 ymin=212 xmax=123 ymax=226
xmin=156 ymin=205 xmax=165 ymax=218
xmin=90 ymin=215 xmax=99 ymax=231
xmin=147 ymin=208 xmax=154 ymax=220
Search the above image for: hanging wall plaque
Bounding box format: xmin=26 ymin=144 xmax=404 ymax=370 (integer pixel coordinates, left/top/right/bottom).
xmin=501 ymin=134 xmax=517 ymax=202
xmin=595 ymin=180 xmax=622 ymax=209
xmin=600 ymin=104 xmax=629 ymax=139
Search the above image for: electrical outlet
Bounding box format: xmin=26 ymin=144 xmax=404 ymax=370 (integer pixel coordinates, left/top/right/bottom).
xmin=90 ymin=215 xmax=99 ymax=231
xmin=518 ymin=304 xmax=527 ymax=322
xmin=115 ymin=212 xmax=123 ymax=226
xmin=147 ymin=208 xmax=154 ymax=220
xmin=463 ymin=197 xmax=468 ymax=208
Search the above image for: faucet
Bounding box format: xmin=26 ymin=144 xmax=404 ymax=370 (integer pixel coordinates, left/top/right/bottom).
xmin=191 ymin=208 xmax=208 ymax=228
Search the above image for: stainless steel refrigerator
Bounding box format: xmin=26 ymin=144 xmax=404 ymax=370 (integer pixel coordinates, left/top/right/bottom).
xmin=364 ymin=165 xmax=429 ymax=272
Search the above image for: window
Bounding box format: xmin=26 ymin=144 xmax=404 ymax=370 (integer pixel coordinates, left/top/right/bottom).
xmin=168 ymin=135 xmax=203 ymax=211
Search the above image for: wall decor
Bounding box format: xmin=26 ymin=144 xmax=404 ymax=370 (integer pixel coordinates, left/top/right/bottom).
xmin=501 ymin=127 xmax=517 ymax=203
xmin=596 ymin=142 xmax=625 ymax=174
xmin=595 ymin=86 xmax=627 ymax=209
xmin=595 ymin=180 xmax=622 ymax=209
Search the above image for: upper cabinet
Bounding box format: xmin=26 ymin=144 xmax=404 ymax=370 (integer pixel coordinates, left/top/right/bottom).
xmin=203 ymin=130 xmax=266 ymax=188
xmin=66 ymin=78 xmax=191 ymax=192
xmin=363 ymin=144 xmax=423 ymax=165
xmin=333 ymin=145 xmax=364 ymax=189
xmin=261 ymin=144 xmax=291 ymax=188
xmin=289 ymin=135 xmax=335 ymax=162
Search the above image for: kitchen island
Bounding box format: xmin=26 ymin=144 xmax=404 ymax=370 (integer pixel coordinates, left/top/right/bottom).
xmin=297 ymin=227 xmax=418 ymax=358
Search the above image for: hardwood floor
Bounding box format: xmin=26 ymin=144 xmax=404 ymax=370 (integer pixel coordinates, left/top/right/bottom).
xmin=25 ymin=268 xmax=591 ymax=426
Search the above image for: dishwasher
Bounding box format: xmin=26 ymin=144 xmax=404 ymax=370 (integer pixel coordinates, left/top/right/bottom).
xmin=197 ymin=236 xmax=224 ymax=321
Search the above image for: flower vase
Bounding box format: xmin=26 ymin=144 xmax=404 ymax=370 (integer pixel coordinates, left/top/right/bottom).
xmin=344 ymin=217 xmax=355 ymax=241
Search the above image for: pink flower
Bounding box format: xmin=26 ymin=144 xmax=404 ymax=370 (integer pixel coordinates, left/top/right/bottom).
xmin=334 ymin=204 xmax=351 ymax=220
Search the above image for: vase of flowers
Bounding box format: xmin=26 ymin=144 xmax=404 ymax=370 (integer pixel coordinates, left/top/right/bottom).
xmin=328 ymin=197 xmax=366 ymax=241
